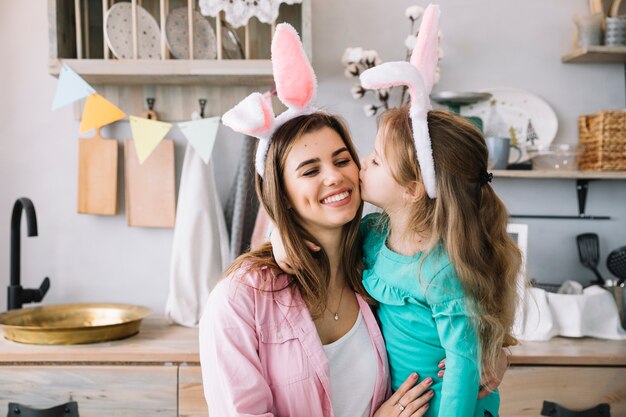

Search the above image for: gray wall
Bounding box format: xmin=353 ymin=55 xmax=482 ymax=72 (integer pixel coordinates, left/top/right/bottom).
xmin=1 ymin=0 xmax=624 ymax=313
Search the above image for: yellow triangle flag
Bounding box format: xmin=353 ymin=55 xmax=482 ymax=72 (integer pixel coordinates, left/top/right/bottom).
xmin=80 ymin=93 xmax=126 ymax=133
xmin=129 ymin=116 xmax=172 ymax=164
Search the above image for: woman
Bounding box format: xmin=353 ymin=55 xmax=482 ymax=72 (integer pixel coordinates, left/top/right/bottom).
xmin=199 ymin=112 xmax=434 ymax=417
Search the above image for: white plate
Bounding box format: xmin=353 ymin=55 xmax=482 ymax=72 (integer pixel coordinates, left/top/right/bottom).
xmin=460 ymin=88 xmax=558 ymax=163
xmin=165 ymin=7 xmax=217 ymax=59
xmin=104 ymin=3 xmax=161 ymax=60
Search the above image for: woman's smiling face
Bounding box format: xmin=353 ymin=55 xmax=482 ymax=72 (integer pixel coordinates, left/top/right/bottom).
xmin=283 ymin=126 xmax=361 ymax=233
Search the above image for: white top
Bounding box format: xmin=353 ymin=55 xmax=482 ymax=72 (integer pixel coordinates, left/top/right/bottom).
xmin=323 ymin=311 xmax=377 ymax=417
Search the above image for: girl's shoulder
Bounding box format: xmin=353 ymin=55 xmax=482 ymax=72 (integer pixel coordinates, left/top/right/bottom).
xmin=421 ymin=246 xmax=465 ymax=304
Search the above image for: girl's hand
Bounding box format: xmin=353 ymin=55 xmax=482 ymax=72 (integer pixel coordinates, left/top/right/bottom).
xmin=373 ymin=373 xmax=433 ymax=417
xmin=269 ymin=229 xmax=320 ymax=274
xmin=477 ymin=348 xmax=510 ymax=399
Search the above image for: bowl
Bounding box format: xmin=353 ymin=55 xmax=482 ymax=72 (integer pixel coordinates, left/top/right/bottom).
xmin=0 ymin=303 xmax=152 ymax=345
xmin=526 ymin=144 xmax=585 ymax=171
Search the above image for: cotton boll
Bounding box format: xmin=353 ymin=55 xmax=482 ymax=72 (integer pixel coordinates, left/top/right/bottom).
xmin=404 ymin=35 xmax=417 ymax=50
xmin=405 ymin=5 xmax=424 ymax=21
xmin=363 ymin=104 xmax=378 ymax=117
xmin=351 ymin=84 xmax=365 ymax=99
xmin=344 ymin=63 xmax=360 ymax=78
xmin=342 ymin=47 xmax=364 ymax=65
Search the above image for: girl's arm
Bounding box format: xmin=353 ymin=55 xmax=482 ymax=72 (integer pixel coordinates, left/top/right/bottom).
xmin=199 ymin=278 xmax=275 ymax=416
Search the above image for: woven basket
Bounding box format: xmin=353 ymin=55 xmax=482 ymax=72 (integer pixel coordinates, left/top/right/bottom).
xmin=578 ymin=110 xmax=626 ymax=171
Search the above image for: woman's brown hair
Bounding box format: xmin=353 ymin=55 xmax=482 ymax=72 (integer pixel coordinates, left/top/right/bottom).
xmin=378 ymin=106 xmax=521 ymax=374
xmin=226 ymin=112 xmax=372 ymax=317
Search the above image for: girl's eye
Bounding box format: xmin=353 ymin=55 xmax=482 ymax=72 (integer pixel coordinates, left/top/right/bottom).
xmin=335 ymin=159 xmax=351 ymax=167
xmin=372 ymin=158 xmax=379 ymax=166
xmin=303 ymin=169 xmax=319 ymax=177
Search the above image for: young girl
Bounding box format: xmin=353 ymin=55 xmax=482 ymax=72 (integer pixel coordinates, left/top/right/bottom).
xmin=272 ymin=5 xmax=520 ymax=417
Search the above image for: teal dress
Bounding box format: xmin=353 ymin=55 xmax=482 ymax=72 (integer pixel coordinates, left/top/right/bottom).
xmin=360 ymin=213 xmax=499 ymax=417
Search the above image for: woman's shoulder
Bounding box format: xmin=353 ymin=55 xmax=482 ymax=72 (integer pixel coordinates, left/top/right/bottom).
xmin=211 ymin=265 xmax=290 ymax=305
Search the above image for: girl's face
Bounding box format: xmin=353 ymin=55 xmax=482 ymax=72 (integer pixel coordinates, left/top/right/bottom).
xmin=359 ymin=129 xmax=407 ymax=211
xmin=283 ymin=126 xmax=361 ymax=233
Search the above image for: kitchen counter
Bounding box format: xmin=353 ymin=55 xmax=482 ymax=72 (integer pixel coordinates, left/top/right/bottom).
xmin=1 ymin=316 xmax=625 ymax=416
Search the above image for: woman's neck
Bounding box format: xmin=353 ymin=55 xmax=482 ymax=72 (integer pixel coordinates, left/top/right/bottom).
xmin=386 ymin=207 xmax=430 ymax=256
xmin=310 ymin=228 xmax=345 ymax=288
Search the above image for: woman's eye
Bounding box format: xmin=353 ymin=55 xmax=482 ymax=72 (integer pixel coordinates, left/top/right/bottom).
xmin=303 ymin=169 xmax=319 ymax=177
xmin=335 ymin=159 xmax=351 ymax=167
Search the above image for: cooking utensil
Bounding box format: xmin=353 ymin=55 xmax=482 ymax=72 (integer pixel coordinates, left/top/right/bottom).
xmin=576 ymin=233 xmax=605 ymax=285
xmin=104 ymin=2 xmax=161 ymax=59
xmin=0 ymin=303 xmax=151 ymax=345
xmin=125 ymin=110 xmax=176 ymax=228
xmin=78 ymin=128 xmax=118 ymax=215
xmin=607 ymin=246 xmax=626 ymax=285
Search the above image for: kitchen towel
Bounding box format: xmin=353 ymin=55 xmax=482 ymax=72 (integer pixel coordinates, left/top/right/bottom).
xmin=516 ymin=285 xmax=626 ymax=340
xmin=223 ymin=138 xmax=259 ymax=262
xmin=165 ymin=141 xmax=229 ymax=327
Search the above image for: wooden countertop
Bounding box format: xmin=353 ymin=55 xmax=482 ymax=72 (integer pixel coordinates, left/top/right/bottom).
xmin=1 ymin=315 xmax=625 ymax=366
xmin=0 ymin=316 xmax=199 ymax=364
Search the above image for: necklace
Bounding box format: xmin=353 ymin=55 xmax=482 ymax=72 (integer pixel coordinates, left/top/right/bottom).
xmin=331 ymin=286 xmax=345 ymax=321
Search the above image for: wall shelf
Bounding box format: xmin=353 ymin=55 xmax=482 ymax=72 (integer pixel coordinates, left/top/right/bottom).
xmin=492 ymin=170 xmax=626 ymax=180
xmin=561 ymin=46 xmax=626 ymax=63
xmin=492 ymin=170 xmax=626 ymax=220
xmin=49 ymin=59 xmax=274 ymax=86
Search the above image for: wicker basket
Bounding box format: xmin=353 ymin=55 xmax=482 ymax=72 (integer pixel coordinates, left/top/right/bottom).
xmin=578 ymin=110 xmax=626 ymax=171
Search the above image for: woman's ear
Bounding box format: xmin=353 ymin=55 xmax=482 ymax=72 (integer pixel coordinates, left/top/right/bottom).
xmin=403 ymin=181 xmax=426 ymax=203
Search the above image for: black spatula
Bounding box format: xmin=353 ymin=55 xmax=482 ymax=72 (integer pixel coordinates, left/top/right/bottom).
xmin=576 ymin=233 xmax=605 ymax=285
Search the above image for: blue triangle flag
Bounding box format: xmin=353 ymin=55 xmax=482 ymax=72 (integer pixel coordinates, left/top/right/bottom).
xmin=178 ymin=117 xmax=221 ymax=164
xmin=51 ymin=63 xmax=96 ymax=110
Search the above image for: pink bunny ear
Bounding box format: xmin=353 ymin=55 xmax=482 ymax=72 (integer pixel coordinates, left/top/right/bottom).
xmin=221 ymin=92 xmax=275 ymax=137
xmin=271 ymin=23 xmax=317 ymax=110
xmin=410 ymin=4 xmax=440 ymax=94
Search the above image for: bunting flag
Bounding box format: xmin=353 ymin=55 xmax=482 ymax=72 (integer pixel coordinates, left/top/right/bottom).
xmin=177 ymin=117 xmax=221 ymax=164
xmin=129 ymin=116 xmax=173 ymax=164
xmin=79 ymin=94 xmax=127 ymax=133
xmin=51 ymin=63 xmax=96 ymax=110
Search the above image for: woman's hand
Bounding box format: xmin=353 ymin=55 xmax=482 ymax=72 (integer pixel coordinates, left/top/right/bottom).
xmin=477 ymin=348 xmax=510 ymax=399
xmin=269 ymin=229 xmax=319 ymax=274
xmin=373 ymin=373 xmax=433 ymax=417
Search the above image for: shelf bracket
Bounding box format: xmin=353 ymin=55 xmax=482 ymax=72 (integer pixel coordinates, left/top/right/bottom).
xmin=509 ymin=178 xmax=611 ymax=220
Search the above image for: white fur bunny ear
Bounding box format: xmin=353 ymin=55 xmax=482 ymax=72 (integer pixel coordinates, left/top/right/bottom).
xmin=271 ymin=23 xmax=317 ymax=111
xmin=222 ymin=92 xmax=275 ymax=139
xmin=358 ymin=3 xmax=440 ymax=199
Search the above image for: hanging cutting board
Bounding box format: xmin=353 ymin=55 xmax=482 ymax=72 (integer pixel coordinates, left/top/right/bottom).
xmin=77 ymin=128 xmax=118 ymax=215
xmin=125 ymin=110 xmax=176 ymax=228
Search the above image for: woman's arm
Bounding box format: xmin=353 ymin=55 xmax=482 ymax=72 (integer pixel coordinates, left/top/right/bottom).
xmin=199 ymin=278 xmax=275 ymax=416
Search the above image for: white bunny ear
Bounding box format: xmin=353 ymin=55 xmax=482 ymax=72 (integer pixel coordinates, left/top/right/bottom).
xmin=410 ymin=4 xmax=440 ymax=94
xmin=271 ymin=23 xmax=317 ymax=110
xmin=222 ymin=92 xmax=275 ymax=139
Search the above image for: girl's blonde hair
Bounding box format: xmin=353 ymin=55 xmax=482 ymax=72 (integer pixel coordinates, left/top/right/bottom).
xmin=227 ymin=113 xmax=372 ymax=317
xmin=379 ymin=106 xmax=521 ymax=373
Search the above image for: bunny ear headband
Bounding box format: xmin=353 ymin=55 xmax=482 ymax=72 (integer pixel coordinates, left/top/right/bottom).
xmin=221 ymin=23 xmax=317 ymax=177
xmin=360 ymin=4 xmax=440 ymax=199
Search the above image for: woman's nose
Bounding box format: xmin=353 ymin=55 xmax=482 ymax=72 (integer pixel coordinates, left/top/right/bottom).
xmin=324 ymin=166 xmax=343 ymax=186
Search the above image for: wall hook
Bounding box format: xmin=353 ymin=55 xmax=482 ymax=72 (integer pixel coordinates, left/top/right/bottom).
xmin=146 ymin=98 xmax=155 ymax=111
xmin=199 ymin=99 xmax=207 ymax=118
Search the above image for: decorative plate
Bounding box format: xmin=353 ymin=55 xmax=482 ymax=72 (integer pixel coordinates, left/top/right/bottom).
xmin=165 ymin=7 xmax=217 ymax=59
xmin=104 ymin=2 xmax=161 ymax=60
xmin=461 ymin=87 xmax=558 ymax=162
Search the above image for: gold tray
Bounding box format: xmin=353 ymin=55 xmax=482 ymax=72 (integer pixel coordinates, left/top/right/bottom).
xmin=0 ymin=303 xmax=152 ymax=345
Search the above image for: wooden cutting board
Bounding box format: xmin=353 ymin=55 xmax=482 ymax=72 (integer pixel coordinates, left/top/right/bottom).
xmin=124 ymin=114 xmax=176 ymax=228
xmin=77 ymin=128 xmax=118 ymax=215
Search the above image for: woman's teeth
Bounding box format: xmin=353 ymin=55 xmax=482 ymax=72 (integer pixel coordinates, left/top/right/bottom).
xmin=321 ymin=191 xmax=350 ymax=204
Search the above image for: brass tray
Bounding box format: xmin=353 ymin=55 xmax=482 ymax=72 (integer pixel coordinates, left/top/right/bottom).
xmin=0 ymin=303 xmax=152 ymax=345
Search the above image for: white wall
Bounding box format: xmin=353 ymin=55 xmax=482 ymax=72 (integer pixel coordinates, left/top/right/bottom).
xmin=1 ymin=0 xmax=624 ymax=313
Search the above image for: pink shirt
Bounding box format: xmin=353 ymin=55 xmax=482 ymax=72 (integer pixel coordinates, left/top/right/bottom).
xmin=199 ymin=267 xmax=390 ymax=417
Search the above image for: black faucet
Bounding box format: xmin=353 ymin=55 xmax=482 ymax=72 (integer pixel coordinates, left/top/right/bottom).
xmin=8 ymin=198 xmax=50 ymax=310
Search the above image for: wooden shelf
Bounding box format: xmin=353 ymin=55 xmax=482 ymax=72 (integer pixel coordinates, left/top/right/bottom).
xmin=492 ymin=170 xmax=626 ymax=179
xmin=49 ymin=59 xmax=274 ymax=86
xmin=562 ymin=46 xmax=626 ymax=63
